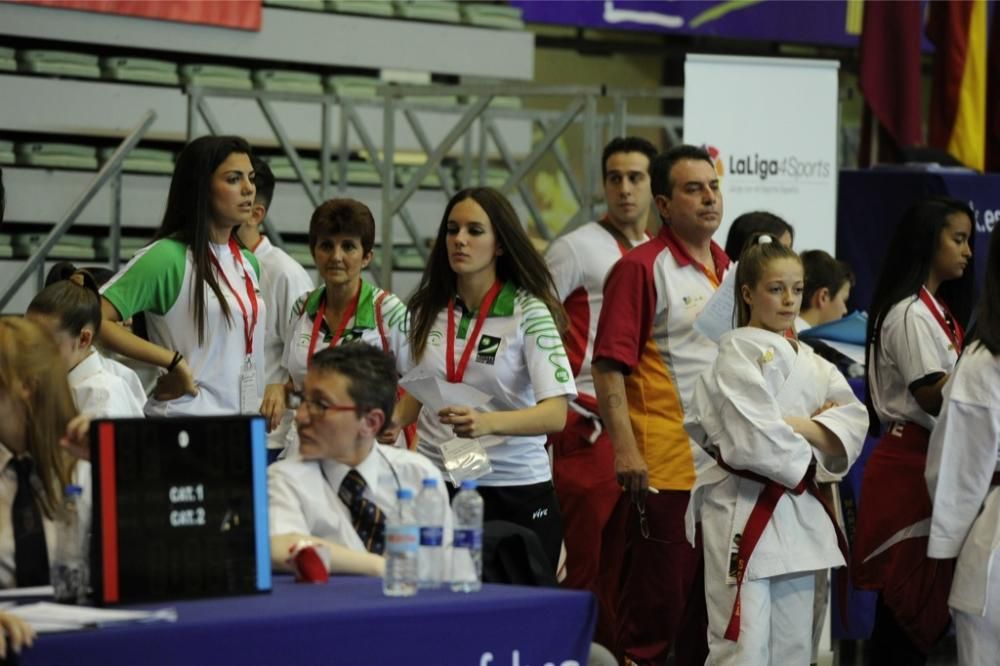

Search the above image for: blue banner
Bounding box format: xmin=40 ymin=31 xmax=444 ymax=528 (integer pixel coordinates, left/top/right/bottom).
xmin=511 ymin=0 xmax=861 ymax=47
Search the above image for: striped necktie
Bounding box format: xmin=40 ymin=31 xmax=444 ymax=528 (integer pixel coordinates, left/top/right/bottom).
xmin=11 ymin=456 xmax=51 ymax=586
xmin=338 ymin=469 xmax=385 ymax=555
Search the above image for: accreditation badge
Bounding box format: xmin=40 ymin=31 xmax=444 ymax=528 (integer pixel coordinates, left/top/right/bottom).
xmin=239 ymin=355 xmax=259 ymax=414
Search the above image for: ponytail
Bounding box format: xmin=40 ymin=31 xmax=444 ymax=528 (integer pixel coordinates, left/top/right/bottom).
xmin=27 ymin=268 xmax=103 ymax=337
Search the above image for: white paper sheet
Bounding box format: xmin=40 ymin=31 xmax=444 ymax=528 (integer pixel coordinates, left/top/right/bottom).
xmin=693 ymin=263 xmax=738 ymax=343
xmin=823 ymin=340 xmax=866 ymax=364
xmin=0 ymin=585 xmax=52 ymax=599
xmin=400 ymin=373 xmax=503 ymax=448
xmin=399 ymin=373 xmax=492 ymax=411
xmin=7 ymin=602 xmax=177 ymax=633
xmin=399 ymin=373 xmax=444 ymax=410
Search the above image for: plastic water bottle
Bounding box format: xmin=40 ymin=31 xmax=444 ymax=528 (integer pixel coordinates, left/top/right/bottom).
xmin=383 ymin=488 xmax=418 ymax=597
xmin=51 ymin=484 xmax=87 ymax=604
xmin=415 ymin=478 xmax=445 ymax=589
xmin=451 ymin=479 xmax=484 ymax=593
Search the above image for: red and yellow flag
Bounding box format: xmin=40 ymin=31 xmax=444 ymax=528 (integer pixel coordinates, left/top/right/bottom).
xmin=928 ymin=0 xmax=988 ymax=171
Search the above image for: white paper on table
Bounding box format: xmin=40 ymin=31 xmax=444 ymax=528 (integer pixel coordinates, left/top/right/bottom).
xmin=693 ymin=264 xmax=739 ymax=343
xmin=0 ymin=585 xmax=52 ymax=599
xmin=8 ymin=602 xmax=177 ymax=633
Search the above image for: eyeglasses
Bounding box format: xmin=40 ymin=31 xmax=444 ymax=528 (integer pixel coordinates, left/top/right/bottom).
xmin=288 ymin=390 xmax=357 ymax=417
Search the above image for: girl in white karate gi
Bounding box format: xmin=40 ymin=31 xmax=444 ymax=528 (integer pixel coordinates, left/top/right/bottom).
xmin=685 ymin=235 xmax=868 ymax=665
xmin=26 ymin=270 xmax=146 ymax=418
xmin=926 ymin=226 xmax=1000 ymax=666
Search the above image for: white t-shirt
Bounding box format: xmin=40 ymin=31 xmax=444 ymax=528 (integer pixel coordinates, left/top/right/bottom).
xmin=253 ymin=236 xmax=314 ymax=387
xmin=269 ymin=444 xmax=450 ymax=552
xmin=400 ymin=283 xmax=577 ymax=486
xmin=102 ymin=238 xmax=267 ymax=417
xmin=870 ymin=293 xmax=959 ymax=431
xmin=545 ymin=220 xmax=646 ymax=409
xmin=68 ymin=349 xmax=146 ymax=418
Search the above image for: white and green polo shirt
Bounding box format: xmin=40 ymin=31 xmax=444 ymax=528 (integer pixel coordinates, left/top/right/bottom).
xmin=282 ymin=279 xmax=410 ymax=389
xmin=400 ymin=282 xmax=577 ymax=486
xmin=101 ymin=238 xmax=267 ymax=417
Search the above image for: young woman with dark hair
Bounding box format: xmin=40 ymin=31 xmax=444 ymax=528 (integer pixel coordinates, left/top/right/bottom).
xmin=393 ymin=187 xmax=575 ymax=571
xmin=854 ymin=195 xmax=975 ymax=664
xmin=723 ymin=211 xmax=794 ymax=262
xmin=97 ymin=135 xmax=267 ymax=417
xmin=926 ymin=226 xmax=1000 ymax=664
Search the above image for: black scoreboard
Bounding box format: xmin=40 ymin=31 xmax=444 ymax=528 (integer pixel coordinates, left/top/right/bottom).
xmin=90 ymin=416 xmax=271 ymax=604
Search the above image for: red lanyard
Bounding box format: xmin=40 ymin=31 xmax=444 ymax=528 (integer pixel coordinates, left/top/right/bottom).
xmin=306 ymin=285 xmax=362 ymax=368
xmin=919 ymin=287 xmax=964 ymax=353
xmin=208 ymin=238 xmax=259 ymax=356
xmin=446 ymin=281 xmax=502 ymax=383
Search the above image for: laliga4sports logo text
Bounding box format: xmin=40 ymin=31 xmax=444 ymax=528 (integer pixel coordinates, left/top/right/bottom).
xmin=704 ymin=145 xmax=832 ymax=182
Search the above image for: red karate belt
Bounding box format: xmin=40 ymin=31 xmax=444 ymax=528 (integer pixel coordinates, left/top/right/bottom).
xmin=715 ymin=455 xmax=850 ymax=641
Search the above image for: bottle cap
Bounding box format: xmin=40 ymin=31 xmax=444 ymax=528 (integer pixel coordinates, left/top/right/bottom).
xmin=422 ymin=478 xmax=438 ymax=488
xmin=460 ymin=479 xmax=478 ymax=490
xmin=397 ymin=488 xmax=414 ymax=500
xmin=64 ymin=484 xmax=83 ymax=497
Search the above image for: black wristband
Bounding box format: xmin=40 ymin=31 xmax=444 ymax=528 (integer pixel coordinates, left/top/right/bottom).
xmin=166 ymin=351 xmax=183 ymax=372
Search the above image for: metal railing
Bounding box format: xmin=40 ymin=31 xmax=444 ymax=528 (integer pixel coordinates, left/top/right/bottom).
xmin=0 ymin=110 xmax=157 ymax=311
xmin=183 ymin=84 xmax=685 ymax=290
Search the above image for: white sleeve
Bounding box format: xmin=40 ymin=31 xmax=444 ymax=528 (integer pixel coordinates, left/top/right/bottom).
xmin=545 ymin=236 xmax=582 ymax=303
xmin=73 ymin=382 xmax=114 ymax=419
xmin=882 ymin=306 xmax=953 ymax=386
xmin=268 ymin=465 xmax=311 ymax=536
xmin=689 ymin=338 xmax=813 ymax=488
xmin=810 ymin=359 xmax=869 ymax=477
xmin=281 ymin=293 xmax=310 ymax=386
xmin=275 ymin=268 xmax=315 ymax=349
xmin=377 ymin=292 xmax=411 ymax=376
xmin=73 ymin=374 xmax=145 ymax=419
xmin=521 ymin=299 xmax=577 ymax=402
xmin=927 ymin=396 xmax=1000 ymax=558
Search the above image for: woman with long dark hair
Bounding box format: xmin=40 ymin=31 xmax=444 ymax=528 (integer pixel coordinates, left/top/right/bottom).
xmin=394 ymin=187 xmax=575 ymax=571
xmin=853 ymin=196 xmax=975 ymax=664
xmin=98 ymin=135 xmax=267 ymax=417
xmin=927 ymin=225 xmax=1000 ymax=665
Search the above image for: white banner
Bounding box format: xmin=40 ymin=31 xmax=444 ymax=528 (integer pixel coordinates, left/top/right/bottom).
xmin=683 ymin=54 xmax=839 ymax=254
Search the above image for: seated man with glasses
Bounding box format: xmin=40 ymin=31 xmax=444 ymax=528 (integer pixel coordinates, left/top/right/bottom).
xmin=268 ymin=343 xmax=451 ymax=576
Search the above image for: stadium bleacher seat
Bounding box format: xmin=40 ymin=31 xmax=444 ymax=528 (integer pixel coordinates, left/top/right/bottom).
xmin=19 ymin=50 xmax=101 ymax=79
xmin=16 ymin=143 xmax=99 ymax=170
xmin=101 ymin=56 xmax=180 ymax=86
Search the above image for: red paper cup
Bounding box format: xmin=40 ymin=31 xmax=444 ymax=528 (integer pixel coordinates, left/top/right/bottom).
xmin=289 ymin=542 xmax=330 ymax=584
